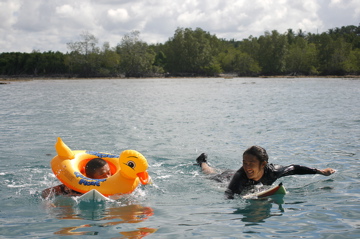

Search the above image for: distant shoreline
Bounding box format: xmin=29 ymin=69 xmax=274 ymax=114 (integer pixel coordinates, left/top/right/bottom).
xmin=1 ymin=74 xmax=359 ymax=83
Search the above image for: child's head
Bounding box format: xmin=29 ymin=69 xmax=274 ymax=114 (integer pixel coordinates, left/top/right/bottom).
xmin=85 ymin=158 xmax=111 ymax=179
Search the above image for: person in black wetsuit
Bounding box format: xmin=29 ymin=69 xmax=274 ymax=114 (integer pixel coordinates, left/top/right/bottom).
xmin=195 ymin=145 xmax=335 ymax=199
xmin=41 ymin=158 xmax=112 ymax=198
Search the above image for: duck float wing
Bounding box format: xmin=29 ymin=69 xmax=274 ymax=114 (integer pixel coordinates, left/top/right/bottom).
xmin=55 ymin=137 xmax=75 ymax=159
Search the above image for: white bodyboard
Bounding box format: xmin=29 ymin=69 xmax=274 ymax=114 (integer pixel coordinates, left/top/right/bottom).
xmin=78 ymin=189 xmax=109 ymax=202
xmin=243 ymin=183 xmax=286 ymax=199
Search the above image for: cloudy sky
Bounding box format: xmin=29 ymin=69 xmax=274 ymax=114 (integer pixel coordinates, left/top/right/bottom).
xmin=0 ymin=0 xmax=359 ymax=53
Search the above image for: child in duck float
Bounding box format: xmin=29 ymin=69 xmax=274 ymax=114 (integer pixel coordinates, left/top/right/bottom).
xmin=42 ymin=158 xmax=111 ymax=198
xmin=42 ymin=137 xmax=150 ymax=198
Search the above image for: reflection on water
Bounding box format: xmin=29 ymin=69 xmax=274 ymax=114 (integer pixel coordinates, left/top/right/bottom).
xmin=55 ymin=225 xmax=97 ymax=236
xmin=55 ymin=226 xmax=157 ymax=238
xmin=233 ymin=195 xmax=285 ymax=223
xmin=119 ymin=228 xmax=158 ymax=238
xmin=48 ymin=198 xmax=157 ymax=237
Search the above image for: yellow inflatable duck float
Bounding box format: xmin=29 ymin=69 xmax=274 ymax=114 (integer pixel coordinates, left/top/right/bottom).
xmin=51 ymin=137 xmax=150 ymax=196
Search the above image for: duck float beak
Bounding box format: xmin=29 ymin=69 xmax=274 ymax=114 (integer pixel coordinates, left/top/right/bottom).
xmin=137 ymin=171 xmax=149 ymax=185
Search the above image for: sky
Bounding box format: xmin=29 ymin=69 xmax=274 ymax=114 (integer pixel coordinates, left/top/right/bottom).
xmin=0 ymin=0 xmax=359 ymax=53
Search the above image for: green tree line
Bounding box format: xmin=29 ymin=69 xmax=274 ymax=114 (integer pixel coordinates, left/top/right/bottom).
xmin=1 ymin=25 xmax=359 ymax=78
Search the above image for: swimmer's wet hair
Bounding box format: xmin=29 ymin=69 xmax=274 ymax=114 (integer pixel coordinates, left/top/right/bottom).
xmin=243 ymin=145 xmax=268 ymax=163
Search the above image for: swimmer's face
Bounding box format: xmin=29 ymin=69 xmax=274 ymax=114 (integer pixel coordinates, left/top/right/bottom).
xmin=92 ymin=164 xmax=112 ymax=179
xmin=242 ymin=154 xmax=266 ymax=181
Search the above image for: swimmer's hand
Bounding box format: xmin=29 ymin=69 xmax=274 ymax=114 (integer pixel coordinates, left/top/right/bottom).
xmin=317 ymin=168 xmax=336 ymax=176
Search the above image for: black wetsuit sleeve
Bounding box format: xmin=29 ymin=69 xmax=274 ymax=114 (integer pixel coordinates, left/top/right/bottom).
xmin=274 ymin=164 xmax=318 ymax=178
xmin=225 ymin=169 xmax=247 ymax=199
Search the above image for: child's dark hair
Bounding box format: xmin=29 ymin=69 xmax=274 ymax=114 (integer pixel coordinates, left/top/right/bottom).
xmin=243 ymin=146 xmax=268 ymax=163
xmin=85 ymin=158 xmax=107 ymax=178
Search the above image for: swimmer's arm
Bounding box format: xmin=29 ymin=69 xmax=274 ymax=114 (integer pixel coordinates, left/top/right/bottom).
xmin=41 ymin=184 xmax=81 ymax=198
xmin=224 ymin=171 xmax=243 ymax=199
xmin=41 ymin=184 xmax=65 ymax=199
xmin=277 ymin=164 xmax=335 ymax=177
xmin=316 ymin=168 xmax=336 ymax=176
xmin=224 ymin=189 xmax=235 ymax=199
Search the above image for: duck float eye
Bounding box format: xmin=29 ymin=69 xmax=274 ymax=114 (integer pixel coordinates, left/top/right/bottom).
xmin=126 ymin=161 xmax=136 ymax=169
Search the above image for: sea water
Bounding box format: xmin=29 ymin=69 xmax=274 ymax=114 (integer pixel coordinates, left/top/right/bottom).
xmin=0 ymin=77 xmax=359 ymax=238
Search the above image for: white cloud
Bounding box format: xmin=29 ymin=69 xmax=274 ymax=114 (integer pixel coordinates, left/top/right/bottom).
xmin=330 ymin=0 xmax=360 ymax=18
xmin=0 ymin=0 xmax=359 ymax=53
xmin=107 ymin=8 xmax=129 ymax=22
xmin=0 ymin=1 xmax=20 ymax=29
xmin=177 ymin=10 xmax=205 ymax=26
xmin=56 ymin=4 xmax=74 ymax=17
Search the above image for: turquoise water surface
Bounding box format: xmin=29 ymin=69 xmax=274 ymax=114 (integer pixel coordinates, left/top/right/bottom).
xmin=1 ymin=77 xmax=359 ymax=238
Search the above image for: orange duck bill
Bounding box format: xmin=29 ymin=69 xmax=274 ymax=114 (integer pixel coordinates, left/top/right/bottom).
xmin=137 ymin=171 xmax=149 ymax=185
